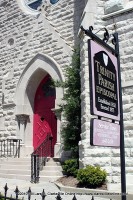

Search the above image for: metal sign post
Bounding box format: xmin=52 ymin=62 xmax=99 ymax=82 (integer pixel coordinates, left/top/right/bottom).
xmin=113 ymin=32 xmax=126 ymax=200
xmin=81 ymin=26 xmax=126 ymax=200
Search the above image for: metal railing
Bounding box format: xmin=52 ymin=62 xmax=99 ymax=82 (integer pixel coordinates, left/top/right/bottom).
xmin=0 ymin=183 xmax=116 ymax=200
xmin=31 ymin=134 xmax=53 ymax=183
xmin=0 ymin=139 xmax=21 ymax=158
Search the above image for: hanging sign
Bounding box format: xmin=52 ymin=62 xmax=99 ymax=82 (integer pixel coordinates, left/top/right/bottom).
xmin=88 ymin=40 xmax=120 ymax=121
xmin=90 ymin=119 xmax=120 ymax=147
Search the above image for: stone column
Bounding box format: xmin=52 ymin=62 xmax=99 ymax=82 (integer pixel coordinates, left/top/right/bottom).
xmin=51 ymin=108 xmax=61 ymax=158
xmin=16 ymin=114 xmax=29 ymax=144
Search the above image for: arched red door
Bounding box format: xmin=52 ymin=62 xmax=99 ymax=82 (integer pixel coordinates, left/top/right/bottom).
xmin=33 ymin=75 xmax=57 ymax=157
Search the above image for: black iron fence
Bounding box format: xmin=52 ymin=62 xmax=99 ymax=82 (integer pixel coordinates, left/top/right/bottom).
xmin=0 ymin=139 xmax=21 ymax=158
xmin=0 ymin=183 xmax=115 ymax=200
xmin=31 ymin=134 xmax=53 ymax=183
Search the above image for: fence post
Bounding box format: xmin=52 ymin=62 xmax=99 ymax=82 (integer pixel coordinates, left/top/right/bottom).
xmin=41 ymin=189 xmax=46 ymax=200
xmin=34 ymin=155 xmax=37 ymax=183
xmin=4 ymin=183 xmax=8 ymax=200
xmin=72 ymin=194 xmax=77 ymax=200
xmin=18 ymin=140 xmax=21 ymax=158
xmin=56 ymin=193 xmax=62 ymax=200
xmin=27 ymin=187 xmax=31 ymax=200
xmin=14 ymin=186 xmax=19 ymax=200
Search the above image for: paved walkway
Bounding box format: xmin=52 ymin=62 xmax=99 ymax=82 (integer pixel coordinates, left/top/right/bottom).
xmin=0 ymin=178 xmax=116 ymax=200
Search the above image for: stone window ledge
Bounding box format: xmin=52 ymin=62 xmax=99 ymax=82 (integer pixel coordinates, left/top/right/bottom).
xmin=103 ymin=2 xmax=133 ymax=20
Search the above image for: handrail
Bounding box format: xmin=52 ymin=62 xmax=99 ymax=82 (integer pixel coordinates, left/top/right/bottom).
xmin=31 ymin=134 xmax=53 ymax=183
xmin=0 ymin=139 xmax=21 ymax=158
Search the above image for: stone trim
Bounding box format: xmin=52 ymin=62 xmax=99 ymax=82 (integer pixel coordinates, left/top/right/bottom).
xmin=16 ymin=0 xmax=39 ymax=15
xmin=3 ymin=103 xmax=16 ymax=109
xmin=103 ymin=6 xmax=133 ymax=20
xmin=14 ymin=53 xmax=65 ymax=114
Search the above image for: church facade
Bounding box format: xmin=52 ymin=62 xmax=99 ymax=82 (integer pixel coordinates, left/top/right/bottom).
xmin=0 ymin=0 xmax=133 ymax=189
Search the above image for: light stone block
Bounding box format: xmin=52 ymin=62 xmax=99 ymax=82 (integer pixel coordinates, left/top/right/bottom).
xmin=104 ymin=0 xmax=124 ymax=14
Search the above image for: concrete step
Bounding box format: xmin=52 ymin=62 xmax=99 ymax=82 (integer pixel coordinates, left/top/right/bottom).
xmin=0 ymin=164 xmax=31 ymax=170
xmin=40 ymin=170 xmax=63 ymax=176
xmin=0 ymin=172 xmax=62 ymax=182
xmin=0 ymin=173 xmax=31 ymax=181
xmin=0 ymin=157 xmax=63 ymax=182
xmin=42 ymin=166 xmax=62 ymax=171
xmin=0 ymin=160 xmax=30 ymax=165
xmin=45 ymin=161 xmax=61 ymax=166
xmin=0 ymin=169 xmax=31 ymax=175
xmin=39 ymin=175 xmax=62 ymax=182
xmin=0 ymin=157 xmax=30 ymax=161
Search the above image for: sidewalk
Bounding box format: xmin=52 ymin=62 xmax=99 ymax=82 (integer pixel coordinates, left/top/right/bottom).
xmin=0 ymin=178 xmax=115 ymax=200
xmin=0 ymin=177 xmax=132 ymax=200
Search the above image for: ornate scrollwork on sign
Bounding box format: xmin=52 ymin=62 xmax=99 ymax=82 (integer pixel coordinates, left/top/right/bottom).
xmin=80 ymin=25 xmax=118 ymax=56
xmin=112 ymin=34 xmax=117 ymax=46
xmin=103 ymin=28 xmax=109 ymax=43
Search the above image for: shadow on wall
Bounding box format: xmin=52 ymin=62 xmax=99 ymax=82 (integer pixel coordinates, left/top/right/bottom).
xmin=73 ymin=0 xmax=86 ymax=46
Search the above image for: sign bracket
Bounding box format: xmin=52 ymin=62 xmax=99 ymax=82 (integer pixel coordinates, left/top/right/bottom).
xmin=80 ymin=26 xmax=118 ymax=56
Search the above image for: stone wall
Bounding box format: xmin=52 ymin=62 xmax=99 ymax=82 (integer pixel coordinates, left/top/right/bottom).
xmin=0 ymin=0 xmax=85 ymax=141
xmin=79 ymin=0 xmax=133 ymax=189
xmin=104 ymin=8 xmax=133 ymax=186
xmin=1 ymin=0 xmax=133 ymax=189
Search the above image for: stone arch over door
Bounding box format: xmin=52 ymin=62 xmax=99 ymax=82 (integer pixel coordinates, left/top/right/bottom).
xmin=14 ymin=54 xmax=64 ymax=157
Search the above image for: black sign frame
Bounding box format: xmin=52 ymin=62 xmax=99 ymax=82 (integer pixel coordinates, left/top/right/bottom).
xmin=88 ymin=39 xmax=120 ymax=121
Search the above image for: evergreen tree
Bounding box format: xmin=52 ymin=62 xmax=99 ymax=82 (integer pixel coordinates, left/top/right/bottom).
xmin=55 ymin=48 xmax=81 ymax=158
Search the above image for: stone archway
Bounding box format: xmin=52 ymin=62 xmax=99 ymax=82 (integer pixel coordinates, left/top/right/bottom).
xmin=14 ymin=53 xmax=64 ymax=157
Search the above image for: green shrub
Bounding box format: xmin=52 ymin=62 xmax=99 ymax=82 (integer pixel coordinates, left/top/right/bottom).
xmin=77 ymin=165 xmax=107 ymax=188
xmin=62 ymin=159 xmax=78 ymax=177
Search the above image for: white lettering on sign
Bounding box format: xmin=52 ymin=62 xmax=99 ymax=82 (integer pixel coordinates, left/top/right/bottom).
xmin=92 ymin=119 xmax=120 ymax=147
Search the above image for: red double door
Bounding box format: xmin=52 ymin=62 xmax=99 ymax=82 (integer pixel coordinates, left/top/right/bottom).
xmin=33 ymin=75 xmax=57 ymax=157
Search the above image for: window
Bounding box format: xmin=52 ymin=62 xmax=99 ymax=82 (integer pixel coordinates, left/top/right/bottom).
xmin=24 ymin=0 xmax=59 ymax=11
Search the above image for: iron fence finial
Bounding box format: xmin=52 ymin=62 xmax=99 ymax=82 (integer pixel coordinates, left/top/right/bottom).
xmin=55 ymin=192 xmax=62 ymax=200
xmin=91 ymin=196 xmax=94 ymax=200
xmin=27 ymin=187 xmax=31 ymax=200
xmin=14 ymin=186 xmax=19 ymax=200
xmin=4 ymin=183 xmax=8 ymax=197
xmin=41 ymin=189 xmax=46 ymax=200
xmin=72 ymin=194 xmax=77 ymax=200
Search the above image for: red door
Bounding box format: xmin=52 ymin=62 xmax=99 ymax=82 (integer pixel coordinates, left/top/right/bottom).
xmin=33 ymin=75 xmax=57 ymax=157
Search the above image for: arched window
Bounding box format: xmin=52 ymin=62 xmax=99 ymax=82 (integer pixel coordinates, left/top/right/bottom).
xmin=25 ymin=0 xmax=42 ymax=10
xmin=50 ymin=0 xmax=59 ymax=4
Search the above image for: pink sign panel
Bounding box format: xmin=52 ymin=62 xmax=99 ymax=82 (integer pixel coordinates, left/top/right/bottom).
xmin=90 ymin=119 xmax=120 ymax=147
xmin=88 ymin=40 xmax=120 ymax=121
